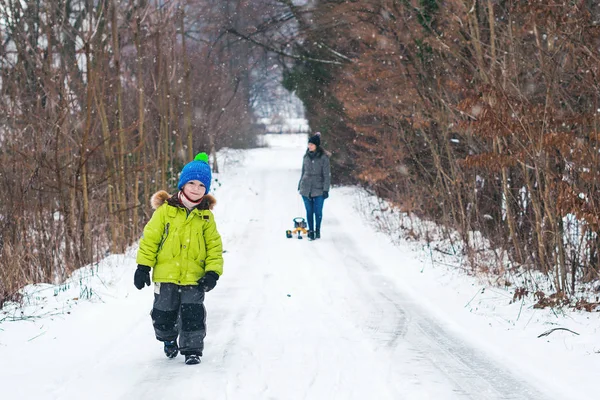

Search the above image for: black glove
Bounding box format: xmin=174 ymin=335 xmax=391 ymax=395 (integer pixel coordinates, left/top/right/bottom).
xmin=134 ymin=265 xmax=151 ymax=290
xmin=323 ymin=191 xmax=329 ymax=199
xmin=198 ymin=271 xmax=219 ymax=292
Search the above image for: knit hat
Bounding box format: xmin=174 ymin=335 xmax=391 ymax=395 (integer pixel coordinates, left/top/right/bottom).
xmin=178 ymin=152 xmax=212 ymax=193
xmin=308 ymin=132 xmax=321 ymax=147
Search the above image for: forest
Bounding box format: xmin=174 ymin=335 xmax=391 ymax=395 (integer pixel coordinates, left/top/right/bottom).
xmin=2 ymin=0 xmax=600 ymax=307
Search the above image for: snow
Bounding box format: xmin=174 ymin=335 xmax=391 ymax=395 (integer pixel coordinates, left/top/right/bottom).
xmin=257 ymin=117 xmax=310 ymax=133
xmin=1 ymin=134 xmax=598 ymax=399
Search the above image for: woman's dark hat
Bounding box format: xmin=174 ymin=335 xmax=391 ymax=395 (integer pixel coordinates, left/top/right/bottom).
xmin=308 ymin=132 xmax=321 ymax=147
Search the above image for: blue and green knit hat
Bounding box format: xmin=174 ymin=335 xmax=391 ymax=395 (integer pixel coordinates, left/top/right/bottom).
xmin=178 ymin=152 xmax=212 ymax=193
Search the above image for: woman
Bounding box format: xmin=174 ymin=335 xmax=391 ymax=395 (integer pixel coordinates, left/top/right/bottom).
xmin=298 ymin=132 xmax=331 ymax=240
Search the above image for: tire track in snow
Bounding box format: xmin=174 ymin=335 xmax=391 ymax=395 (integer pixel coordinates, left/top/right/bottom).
xmin=319 ymin=211 xmax=556 ymax=400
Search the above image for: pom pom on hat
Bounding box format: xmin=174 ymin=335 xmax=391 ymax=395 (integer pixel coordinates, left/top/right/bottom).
xmin=308 ymin=132 xmax=321 ymax=147
xmin=194 ymin=152 xmax=209 ymax=163
xmin=178 ymin=152 xmax=212 ymax=193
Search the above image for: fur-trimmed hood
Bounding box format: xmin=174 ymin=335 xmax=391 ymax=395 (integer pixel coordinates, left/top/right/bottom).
xmin=151 ymin=190 xmax=217 ymax=210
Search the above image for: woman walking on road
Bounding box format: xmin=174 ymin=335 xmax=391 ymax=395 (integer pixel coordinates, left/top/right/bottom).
xmin=298 ymin=132 xmax=331 ymax=240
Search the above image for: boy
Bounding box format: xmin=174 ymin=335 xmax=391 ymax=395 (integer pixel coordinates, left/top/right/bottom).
xmin=134 ymin=152 xmax=223 ymax=365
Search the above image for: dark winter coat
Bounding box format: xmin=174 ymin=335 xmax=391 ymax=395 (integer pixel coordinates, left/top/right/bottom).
xmin=298 ymin=148 xmax=331 ymax=198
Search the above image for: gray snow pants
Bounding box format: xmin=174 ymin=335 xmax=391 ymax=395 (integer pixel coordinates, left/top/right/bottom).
xmin=151 ymin=282 xmax=206 ymax=356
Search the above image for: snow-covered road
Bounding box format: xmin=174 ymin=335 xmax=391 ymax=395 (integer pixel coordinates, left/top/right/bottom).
xmin=0 ymin=135 xmax=573 ymax=399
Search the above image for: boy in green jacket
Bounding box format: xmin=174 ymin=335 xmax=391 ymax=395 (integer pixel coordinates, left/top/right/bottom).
xmin=134 ymin=152 xmax=223 ymax=365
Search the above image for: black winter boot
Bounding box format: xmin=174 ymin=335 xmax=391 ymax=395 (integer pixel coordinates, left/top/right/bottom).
xmin=185 ymin=354 xmax=201 ymax=365
xmin=163 ymin=340 xmax=178 ymax=358
xmin=307 ymin=230 xmax=315 ymax=240
xmin=315 ymin=230 xmax=320 ymax=239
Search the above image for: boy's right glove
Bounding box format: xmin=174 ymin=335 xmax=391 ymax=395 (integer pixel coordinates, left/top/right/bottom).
xmin=134 ymin=265 xmax=151 ymax=290
xmin=197 ymin=271 xmax=219 ymax=292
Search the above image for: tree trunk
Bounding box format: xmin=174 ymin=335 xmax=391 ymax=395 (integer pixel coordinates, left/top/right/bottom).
xmin=81 ymin=41 xmax=93 ymax=264
xmin=95 ymin=75 xmax=119 ymax=253
xmin=181 ymin=9 xmax=194 ymax=161
xmin=111 ymin=0 xmax=127 ymax=245
xmin=497 ymin=137 xmax=523 ymax=264
xmin=133 ymin=11 xmax=146 ymax=235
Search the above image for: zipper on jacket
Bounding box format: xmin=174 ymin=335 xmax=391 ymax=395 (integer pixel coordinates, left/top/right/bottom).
xmin=158 ymin=223 xmax=170 ymax=251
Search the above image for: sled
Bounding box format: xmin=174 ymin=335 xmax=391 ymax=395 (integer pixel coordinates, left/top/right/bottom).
xmin=286 ymin=217 xmax=308 ymax=239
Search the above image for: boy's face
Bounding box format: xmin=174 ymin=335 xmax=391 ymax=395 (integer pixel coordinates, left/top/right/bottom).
xmin=183 ymin=180 xmax=206 ymax=201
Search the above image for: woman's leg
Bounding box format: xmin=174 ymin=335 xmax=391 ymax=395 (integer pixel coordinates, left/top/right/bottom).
xmin=302 ymin=195 xmax=315 ymax=231
xmin=313 ymin=195 xmax=325 ymax=232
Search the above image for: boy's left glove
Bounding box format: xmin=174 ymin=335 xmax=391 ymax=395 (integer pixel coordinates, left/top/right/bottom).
xmin=197 ymin=271 xmax=219 ymax=292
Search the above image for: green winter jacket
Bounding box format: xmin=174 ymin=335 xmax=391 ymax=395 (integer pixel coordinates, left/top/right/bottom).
xmin=136 ymin=190 xmax=223 ymax=285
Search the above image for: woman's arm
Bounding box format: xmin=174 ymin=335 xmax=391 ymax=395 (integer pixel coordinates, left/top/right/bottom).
xmin=298 ymin=157 xmax=305 ymax=191
xmin=323 ymin=155 xmax=331 ymax=192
